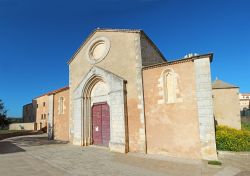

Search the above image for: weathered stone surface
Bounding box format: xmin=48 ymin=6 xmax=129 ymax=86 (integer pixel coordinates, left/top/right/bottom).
xmin=73 ymin=66 xmax=127 ymax=153
xmin=194 ymin=57 xmax=217 ymax=160
xmin=143 ymin=61 xmax=202 ymax=159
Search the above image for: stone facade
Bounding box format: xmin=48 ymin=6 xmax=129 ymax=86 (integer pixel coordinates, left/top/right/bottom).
xmin=73 ymin=67 xmax=127 ymax=152
xmin=34 ymin=94 xmax=49 ymax=131
xmin=68 ymin=29 xmax=166 ymax=153
xmin=194 ymin=57 xmax=217 ymax=160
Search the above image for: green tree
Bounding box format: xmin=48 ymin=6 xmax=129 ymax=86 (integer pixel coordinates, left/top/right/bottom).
xmin=0 ymin=99 xmax=8 ymax=129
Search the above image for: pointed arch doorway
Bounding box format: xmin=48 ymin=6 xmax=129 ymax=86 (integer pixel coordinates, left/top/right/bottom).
xmin=73 ymin=66 xmax=128 ymax=153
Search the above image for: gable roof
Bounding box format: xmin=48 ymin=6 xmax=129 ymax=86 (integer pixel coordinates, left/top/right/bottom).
xmin=67 ymin=28 xmax=166 ymax=65
xmin=47 ymin=86 xmax=69 ymax=95
xmin=212 ymin=79 xmax=238 ymax=89
xmin=34 ymin=86 xmax=69 ymax=99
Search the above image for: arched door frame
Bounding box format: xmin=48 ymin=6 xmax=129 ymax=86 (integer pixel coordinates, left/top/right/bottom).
xmin=73 ymin=66 xmax=128 ymax=153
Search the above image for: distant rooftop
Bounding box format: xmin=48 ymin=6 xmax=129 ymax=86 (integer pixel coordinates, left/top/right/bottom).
xmin=212 ymin=79 xmax=238 ymax=89
xmin=34 ymin=86 xmax=69 ymax=99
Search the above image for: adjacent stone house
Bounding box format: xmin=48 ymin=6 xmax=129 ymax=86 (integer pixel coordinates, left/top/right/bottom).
xmin=212 ymin=79 xmax=241 ymax=129
xmin=23 ymin=103 xmax=34 ymax=123
xmin=33 ymin=93 xmax=49 ymax=131
xmin=67 ymin=28 xmax=217 ymax=160
xmin=23 ymin=87 xmax=70 ymax=139
xmin=239 ymin=93 xmax=250 ymax=116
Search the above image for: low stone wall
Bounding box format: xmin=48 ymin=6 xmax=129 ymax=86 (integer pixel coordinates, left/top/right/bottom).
xmin=9 ymin=123 xmax=35 ymax=131
xmin=0 ymin=131 xmax=43 ymax=140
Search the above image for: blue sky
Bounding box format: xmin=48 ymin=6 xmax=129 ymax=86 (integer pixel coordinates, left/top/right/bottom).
xmin=0 ymin=0 xmax=249 ymax=117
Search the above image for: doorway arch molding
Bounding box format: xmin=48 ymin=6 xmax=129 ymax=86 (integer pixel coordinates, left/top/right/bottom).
xmin=73 ymin=66 xmax=128 ymax=153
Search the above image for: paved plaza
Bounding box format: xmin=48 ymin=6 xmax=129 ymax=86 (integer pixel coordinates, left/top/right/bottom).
xmin=0 ymin=134 xmax=249 ymax=176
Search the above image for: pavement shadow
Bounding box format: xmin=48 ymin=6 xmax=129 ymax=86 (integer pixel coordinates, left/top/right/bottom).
xmin=12 ymin=136 xmax=69 ymax=147
xmin=0 ymin=141 xmax=25 ymax=154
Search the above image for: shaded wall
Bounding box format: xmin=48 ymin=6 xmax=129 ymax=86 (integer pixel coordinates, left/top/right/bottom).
xmin=22 ymin=103 xmax=35 ymax=123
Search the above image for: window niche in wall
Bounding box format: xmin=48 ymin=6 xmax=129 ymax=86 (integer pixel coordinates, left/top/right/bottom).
xmin=59 ymin=97 xmax=64 ymax=115
xmin=160 ymin=68 xmax=182 ymax=104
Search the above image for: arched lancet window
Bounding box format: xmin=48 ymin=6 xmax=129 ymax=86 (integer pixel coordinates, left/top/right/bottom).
xmin=59 ymin=97 xmax=64 ymax=115
xmin=161 ymin=68 xmax=179 ymax=104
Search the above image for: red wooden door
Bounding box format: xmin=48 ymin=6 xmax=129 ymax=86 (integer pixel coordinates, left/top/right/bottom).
xmin=92 ymin=104 xmax=102 ymax=145
xmin=101 ymin=103 xmax=110 ymax=146
xmin=92 ymin=102 xmax=110 ymax=146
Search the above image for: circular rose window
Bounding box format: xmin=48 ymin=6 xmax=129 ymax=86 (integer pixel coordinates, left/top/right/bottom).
xmin=87 ymin=37 xmax=110 ymax=64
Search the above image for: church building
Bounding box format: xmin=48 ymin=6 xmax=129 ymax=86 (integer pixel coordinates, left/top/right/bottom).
xmin=66 ymin=28 xmax=217 ymax=160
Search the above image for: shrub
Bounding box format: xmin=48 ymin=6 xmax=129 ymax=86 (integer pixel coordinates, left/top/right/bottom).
xmin=208 ymin=160 xmax=222 ymax=165
xmin=242 ymin=121 xmax=250 ymax=131
xmin=216 ymin=126 xmax=250 ymax=151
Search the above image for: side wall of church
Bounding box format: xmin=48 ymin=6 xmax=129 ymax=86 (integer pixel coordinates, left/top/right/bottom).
xmin=142 ymin=60 xmax=202 ymax=159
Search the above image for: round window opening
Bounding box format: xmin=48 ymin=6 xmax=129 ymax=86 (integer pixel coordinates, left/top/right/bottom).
xmin=87 ymin=37 xmax=110 ymax=64
xmin=89 ymin=41 xmax=106 ymax=60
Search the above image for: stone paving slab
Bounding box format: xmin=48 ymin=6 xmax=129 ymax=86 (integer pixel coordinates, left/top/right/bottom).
xmin=0 ymin=134 xmax=249 ymax=176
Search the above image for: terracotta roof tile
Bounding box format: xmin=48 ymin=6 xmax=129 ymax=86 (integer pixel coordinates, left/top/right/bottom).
xmin=34 ymin=86 xmax=69 ymax=99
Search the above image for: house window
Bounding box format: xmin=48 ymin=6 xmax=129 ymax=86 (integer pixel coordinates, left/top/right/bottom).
xmin=37 ymin=104 xmax=38 ymax=108
xmin=41 ymin=114 xmax=43 ymax=119
xmin=59 ymin=97 xmax=64 ymax=115
xmin=44 ymin=114 xmax=46 ymax=119
xmin=43 ymin=102 xmax=46 ymax=107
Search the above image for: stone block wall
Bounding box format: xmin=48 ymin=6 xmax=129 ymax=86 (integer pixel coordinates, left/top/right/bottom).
xmin=9 ymin=123 xmax=35 ymax=130
xmin=194 ymin=57 xmax=217 ymax=160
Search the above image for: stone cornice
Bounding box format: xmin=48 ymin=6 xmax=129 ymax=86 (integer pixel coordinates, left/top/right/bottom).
xmin=142 ymin=53 xmax=213 ymax=71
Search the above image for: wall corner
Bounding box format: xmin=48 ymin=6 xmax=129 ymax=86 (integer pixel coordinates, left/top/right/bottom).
xmin=194 ymin=57 xmax=218 ymax=160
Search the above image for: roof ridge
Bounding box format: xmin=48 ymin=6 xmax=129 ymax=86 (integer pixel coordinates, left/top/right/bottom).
xmin=142 ymin=53 xmax=213 ymax=70
xmin=67 ymin=28 xmax=145 ymax=65
xmin=34 ymin=86 xmax=69 ymax=99
xmin=212 ymin=79 xmax=238 ymax=89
